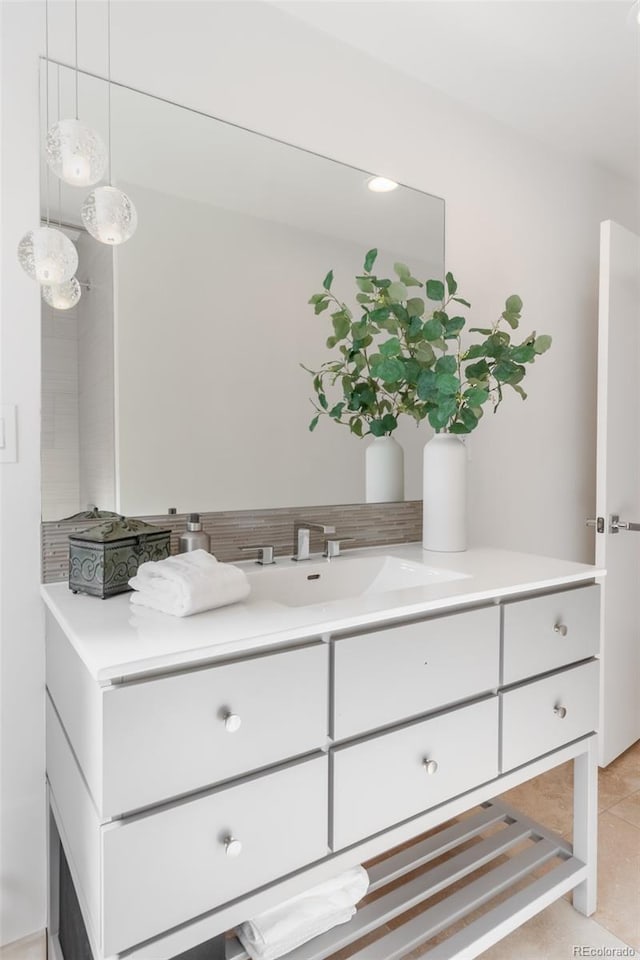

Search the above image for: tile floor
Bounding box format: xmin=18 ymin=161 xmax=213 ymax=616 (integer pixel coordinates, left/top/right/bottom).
xmin=1 ymin=743 xmax=638 ymax=960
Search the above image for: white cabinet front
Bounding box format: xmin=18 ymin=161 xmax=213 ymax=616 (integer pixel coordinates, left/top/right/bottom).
xmin=102 ymin=755 xmax=329 ymax=955
xmin=101 ymin=643 xmax=328 ymax=815
xmin=331 ymin=697 xmax=499 ymax=850
xmin=500 ymin=660 xmax=599 ymax=772
xmin=333 ymin=606 xmax=500 ymax=739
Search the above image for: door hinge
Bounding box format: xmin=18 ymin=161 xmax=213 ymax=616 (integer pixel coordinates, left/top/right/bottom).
xmin=585 ymin=517 xmax=605 ymax=533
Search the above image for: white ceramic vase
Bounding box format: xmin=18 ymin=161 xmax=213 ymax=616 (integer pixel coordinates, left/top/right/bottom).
xmin=422 ymin=433 xmax=467 ymax=552
xmin=365 ymin=436 xmax=404 ymax=503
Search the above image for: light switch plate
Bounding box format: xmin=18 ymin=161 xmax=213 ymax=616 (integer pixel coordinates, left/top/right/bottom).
xmin=0 ymin=404 xmax=17 ymax=462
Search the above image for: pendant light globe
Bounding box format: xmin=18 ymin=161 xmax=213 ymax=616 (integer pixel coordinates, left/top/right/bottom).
xmin=81 ymin=185 xmax=137 ymax=245
xmin=42 ymin=277 xmax=82 ymax=310
xmin=46 ymin=118 xmax=107 ymax=187
xmin=17 ymin=226 xmax=78 ymax=284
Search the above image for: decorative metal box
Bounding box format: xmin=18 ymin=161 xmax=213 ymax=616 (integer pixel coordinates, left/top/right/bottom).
xmin=69 ymin=517 xmax=171 ymax=598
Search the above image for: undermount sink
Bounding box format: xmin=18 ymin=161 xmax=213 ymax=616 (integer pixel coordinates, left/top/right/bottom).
xmin=244 ymin=554 xmax=469 ymax=608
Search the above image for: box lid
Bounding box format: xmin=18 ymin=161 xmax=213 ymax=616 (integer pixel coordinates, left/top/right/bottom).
xmin=69 ymin=517 xmax=171 ymax=544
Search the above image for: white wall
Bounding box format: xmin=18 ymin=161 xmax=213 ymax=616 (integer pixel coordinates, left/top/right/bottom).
xmin=0 ymin=0 xmax=46 ymax=947
xmin=0 ymin=0 xmax=637 ymax=947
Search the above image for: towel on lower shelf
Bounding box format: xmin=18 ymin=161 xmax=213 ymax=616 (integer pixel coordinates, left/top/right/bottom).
xmin=128 ymin=549 xmax=250 ymax=616
xmin=236 ymin=866 xmax=369 ymax=960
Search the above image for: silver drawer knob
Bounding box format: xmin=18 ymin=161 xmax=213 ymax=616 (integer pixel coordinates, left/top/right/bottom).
xmin=223 ymin=712 xmax=242 ymax=733
xmin=224 ymin=837 xmax=242 ymax=858
xmin=554 ymin=705 xmax=567 ymax=719
xmin=553 ymin=623 xmax=568 ymax=637
xmin=423 ymin=759 xmax=439 ymax=775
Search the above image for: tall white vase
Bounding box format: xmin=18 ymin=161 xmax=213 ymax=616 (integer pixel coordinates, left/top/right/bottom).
xmin=365 ymin=436 xmax=404 ymax=503
xmin=422 ymin=433 xmax=467 ymax=552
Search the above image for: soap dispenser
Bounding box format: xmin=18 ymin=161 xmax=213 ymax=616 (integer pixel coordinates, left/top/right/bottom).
xmin=178 ymin=513 xmax=211 ymax=554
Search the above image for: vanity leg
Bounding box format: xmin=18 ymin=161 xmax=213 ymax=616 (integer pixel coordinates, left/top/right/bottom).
xmin=572 ymin=735 xmax=598 ymax=915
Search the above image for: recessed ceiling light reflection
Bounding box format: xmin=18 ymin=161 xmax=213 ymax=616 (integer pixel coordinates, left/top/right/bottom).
xmin=367 ymin=176 xmax=399 ymax=193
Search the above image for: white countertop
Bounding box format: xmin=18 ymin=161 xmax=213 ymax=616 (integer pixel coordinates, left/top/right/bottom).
xmin=41 ymin=543 xmax=605 ymax=683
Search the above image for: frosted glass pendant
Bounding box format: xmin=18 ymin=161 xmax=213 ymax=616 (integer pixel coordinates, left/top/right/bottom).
xmin=81 ymin=185 xmax=137 ymax=245
xmin=42 ymin=277 xmax=82 ymax=310
xmin=47 ymin=118 xmax=107 ymax=187
xmin=17 ymin=226 xmax=78 ymax=284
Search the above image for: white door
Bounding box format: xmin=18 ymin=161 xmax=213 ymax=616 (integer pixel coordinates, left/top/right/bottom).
xmin=595 ymin=220 xmax=640 ymax=767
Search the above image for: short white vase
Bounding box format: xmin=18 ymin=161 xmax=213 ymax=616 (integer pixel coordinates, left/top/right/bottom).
xmin=365 ymin=435 xmax=404 ymax=503
xmin=422 ymin=433 xmax=467 ymax=552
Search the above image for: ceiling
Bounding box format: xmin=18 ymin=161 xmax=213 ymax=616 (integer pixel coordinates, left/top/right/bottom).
xmin=275 ymin=0 xmax=640 ymax=184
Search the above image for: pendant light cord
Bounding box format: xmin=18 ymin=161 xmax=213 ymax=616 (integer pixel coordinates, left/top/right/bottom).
xmin=57 ymin=64 xmax=62 ymax=227
xmin=74 ymin=0 xmax=79 ymax=120
xmin=45 ymin=0 xmax=50 ymax=226
xmin=107 ymin=0 xmax=112 ymax=184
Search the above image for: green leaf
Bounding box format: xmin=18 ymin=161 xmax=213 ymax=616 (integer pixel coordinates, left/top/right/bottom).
xmin=350 ymin=418 xmax=364 ymax=437
xmin=314 ymin=299 xmax=330 ymax=315
xmin=444 ymin=316 xmax=465 ymax=339
xmin=416 ymin=369 xmax=438 ymax=401
xmin=428 ymin=400 xmax=456 ymax=431
xmin=388 ymin=281 xmax=407 ymax=301
xmin=363 ymin=248 xmax=378 ymax=272
xmin=464 ymin=344 xmax=487 ymax=360
xmin=309 ymin=415 xmax=320 ymax=432
xmin=506 ymin=294 xmax=523 ymax=313
xmin=356 ymin=276 xmax=375 ymax=293
xmin=493 ymin=359 xmax=520 ymax=382
xmin=407 ymin=315 xmax=424 ymax=338
xmin=329 ymin=402 xmax=345 ymax=419
xmin=510 ymin=383 xmax=528 ymax=400
xmin=379 ymin=337 xmax=402 ymax=358
xmin=326 ymin=336 xmax=337 ymax=349
xmin=416 ymin=342 xmax=435 ymax=365
xmin=406 ymin=297 xmax=425 ymax=318
xmin=435 ymin=372 xmax=460 ymax=396
xmin=502 ymin=311 xmax=520 ymax=330
xmin=332 ymin=312 xmax=350 ymax=340
xmin=449 ymin=421 xmax=468 ymax=435
xmin=372 ymin=356 xmax=405 ymax=383
xmin=308 ymin=293 xmax=325 ymax=304
xmin=452 ymin=296 xmax=471 ymax=308
xmin=322 ymin=270 xmax=334 ymax=291
xmin=445 ymin=272 xmax=458 ymax=296
xmin=423 ymin=316 xmax=444 ymax=341
xmin=534 ymin=334 xmax=552 ymax=354
xmin=465 ymin=359 xmax=490 ymax=380
xmin=403 ymin=358 xmax=422 ymax=384
xmin=426 ymin=279 xmax=445 ymax=301
xmin=389 ymin=303 xmax=409 ymax=323
xmin=405 ymin=276 xmax=423 ymax=287
xmin=394 ymin=262 xmax=411 ymax=281
xmin=318 ymin=393 xmax=328 ymax=410
xmin=510 ymin=344 xmax=535 ymax=363
xmin=463 ymin=386 xmax=490 ymax=406
xmin=369 ymin=419 xmax=387 ymax=437
xmin=469 ymin=327 xmax=492 ymax=335
xmin=435 ymin=355 xmax=457 ymax=375
xmin=369 ymin=307 xmax=390 ymax=324
xmin=381 ymin=413 xmax=398 ymax=434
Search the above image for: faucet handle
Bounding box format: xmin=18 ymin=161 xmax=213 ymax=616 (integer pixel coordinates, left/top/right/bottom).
xmin=323 ymin=537 xmax=355 ymax=559
xmin=240 ymin=544 xmax=276 ymax=565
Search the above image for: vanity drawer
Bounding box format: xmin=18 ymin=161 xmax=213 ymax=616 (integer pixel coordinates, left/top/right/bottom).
xmin=502 ymin=585 xmax=600 ymax=684
xmin=102 ymin=643 xmax=328 ymax=816
xmin=331 ymin=697 xmax=499 ymax=850
xmin=333 ymin=606 xmax=500 ymax=739
xmin=500 ymin=660 xmax=599 ymax=772
xmin=102 ymin=755 xmax=328 ymax=955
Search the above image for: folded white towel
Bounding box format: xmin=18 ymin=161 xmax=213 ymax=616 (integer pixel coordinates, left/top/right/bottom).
xmin=129 ymin=549 xmax=250 ymax=617
xmin=236 ymin=867 xmax=369 ymax=960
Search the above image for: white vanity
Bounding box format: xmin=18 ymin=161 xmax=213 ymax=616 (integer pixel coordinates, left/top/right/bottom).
xmin=42 ymin=544 xmax=603 ymax=960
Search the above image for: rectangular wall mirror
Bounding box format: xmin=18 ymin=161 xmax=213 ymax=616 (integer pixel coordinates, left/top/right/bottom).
xmin=40 ymin=62 xmax=445 ymax=520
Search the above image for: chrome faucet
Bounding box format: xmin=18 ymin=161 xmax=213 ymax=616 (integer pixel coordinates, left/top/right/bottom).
xmin=292 ymin=520 xmax=336 ymax=561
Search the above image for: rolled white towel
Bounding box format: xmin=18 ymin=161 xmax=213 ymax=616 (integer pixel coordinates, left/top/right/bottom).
xmin=236 ymin=866 xmax=369 ymax=960
xmin=129 ymin=549 xmax=250 ymax=617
